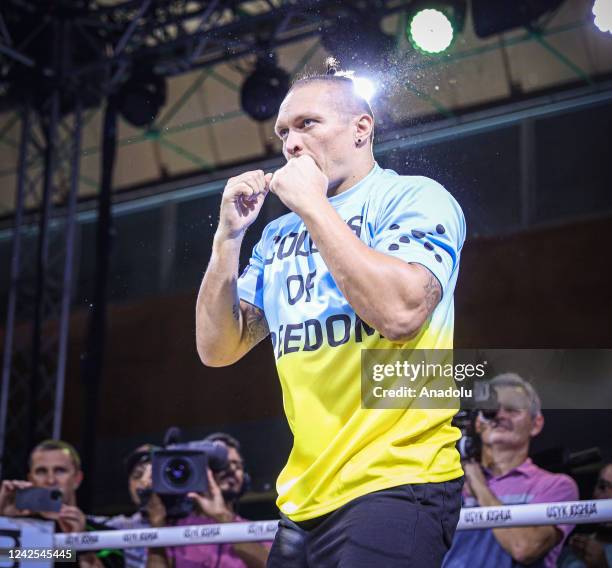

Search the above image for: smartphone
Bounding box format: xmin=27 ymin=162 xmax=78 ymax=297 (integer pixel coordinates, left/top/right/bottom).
xmin=15 ymin=487 xmax=62 ymax=513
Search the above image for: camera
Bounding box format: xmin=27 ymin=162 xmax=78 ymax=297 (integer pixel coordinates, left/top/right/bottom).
xmin=453 ymin=383 xmax=499 ymax=461
xmin=454 ymin=409 xmax=482 ymax=461
xmin=152 ymin=441 xmax=228 ymax=495
xmin=147 ymin=430 xmax=229 ymax=519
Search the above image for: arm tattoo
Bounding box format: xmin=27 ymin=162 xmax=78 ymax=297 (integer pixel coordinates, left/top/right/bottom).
xmin=423 ymin=269 xmax=442 ymax=314
xmin=241 ymin=302 xmax=269 ymax=348
xmin=232 ymin=303 xmax=240 ymax=321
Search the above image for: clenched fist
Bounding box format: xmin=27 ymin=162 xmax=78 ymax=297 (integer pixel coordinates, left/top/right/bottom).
xmin=218 ymin=169 xmax=273 ymax=239
xmin=268 ymin=155 xmax=328 ymax=216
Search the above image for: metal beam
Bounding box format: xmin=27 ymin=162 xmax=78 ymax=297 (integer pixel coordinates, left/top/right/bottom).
xmin=530 ymin=30 xmax=593 ymax=86
xmin=0 ymin=105 xmax=31 ymax=479
xmin=156 ymin=69 xmax=212 ymax=129
xmin=157 ymin=136 xmax=211 ymax=169
xmin=54 ymin=102 xmax=82 ymax=438
xmin=113 ymin=0 xmax=152 ymax=57
xmin=0 ymin=42 xmax=35 ymax=67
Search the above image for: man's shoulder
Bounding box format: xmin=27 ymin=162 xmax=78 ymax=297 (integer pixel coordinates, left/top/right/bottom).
xmin=374 ymin=168 xmax=445 ymax=192
xmin=372 ymin=170 xmax=461 ymax=210
xmin=527 ymin=464 xmax=579 ymax=497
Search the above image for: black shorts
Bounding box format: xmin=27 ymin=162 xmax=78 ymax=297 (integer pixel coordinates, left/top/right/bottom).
xmin=267 ymin=477 xmax=464 ymax=568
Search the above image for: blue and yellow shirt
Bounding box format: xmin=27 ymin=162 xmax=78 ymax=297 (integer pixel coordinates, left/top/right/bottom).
xmin=238 ymin=162 xmax=466 ymax=521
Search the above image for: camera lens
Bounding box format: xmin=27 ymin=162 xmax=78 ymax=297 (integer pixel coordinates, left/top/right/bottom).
xmin=50 ymin=489 xmax=63 ymax=500
xmin=164 ymin=458 xmax=192 ymax=487
xmin=480 ymin=408 xmax=499 ymax=420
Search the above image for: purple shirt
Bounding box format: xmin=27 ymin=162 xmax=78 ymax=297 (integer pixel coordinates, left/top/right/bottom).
xmin=166 ymin=514 xmax=272 ymax=568
xmin=443 ymin=458 xmax=579 ymax=568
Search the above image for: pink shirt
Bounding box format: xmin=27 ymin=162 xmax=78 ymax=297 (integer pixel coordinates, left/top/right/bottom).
xmin=166 ymin=514 xmax=273 ymax=568
xmin=444 ymin=458 xmax=579 ymax=568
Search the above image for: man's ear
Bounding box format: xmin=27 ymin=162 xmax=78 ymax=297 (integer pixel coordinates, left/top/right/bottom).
xmin=73 ymin=469 xmax=84 ymax=489
xmin=354 ymin=114 xmax=374 ymax=142
xmin=529 ymin=413 xmax=544 ymax=438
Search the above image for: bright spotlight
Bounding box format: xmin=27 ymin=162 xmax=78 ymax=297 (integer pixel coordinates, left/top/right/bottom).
xmin=352 ymin=77 xmax=376 ymax=103
xmin=593 ymin=0 xmax=612 ymax=33
xmin=408 ymin=8 xmax=455 ymax=54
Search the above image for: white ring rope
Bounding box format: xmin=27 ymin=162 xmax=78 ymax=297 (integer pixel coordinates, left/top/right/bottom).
xmin=54 ymin=499 xmax=612 ymax=551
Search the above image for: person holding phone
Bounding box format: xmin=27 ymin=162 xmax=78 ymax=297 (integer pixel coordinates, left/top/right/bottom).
xmin=1 ymin=440 xmax=85 ymax=529
xmin=0 ymin=439 xmax=117 ymax=568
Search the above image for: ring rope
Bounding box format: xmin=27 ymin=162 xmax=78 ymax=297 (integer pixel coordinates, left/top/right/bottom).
xmin=53 ymin=499 xmax=612 ymax=551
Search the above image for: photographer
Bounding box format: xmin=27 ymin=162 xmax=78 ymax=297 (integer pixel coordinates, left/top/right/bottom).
xmin=146 ymin=433 xmax=270 ymax=568
xmin=443 ymin=373 xmax=579 ymax=568
xmin=0 ymin=439 xmax=115 ymax=568
xmin=560 ymin=462 xmax=612 ymax=568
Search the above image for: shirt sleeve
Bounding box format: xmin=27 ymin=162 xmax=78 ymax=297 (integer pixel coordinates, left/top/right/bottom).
xmin=371 ymin=176 xmax=466 ymax=296
xmin=237 ymin=234 xmax=267 ymax=310
xmin=530 ymin=473 xmax=580 ymax=539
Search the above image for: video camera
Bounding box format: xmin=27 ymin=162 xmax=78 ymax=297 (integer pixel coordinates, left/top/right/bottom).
xmin=139 ymin=427 xmax=229 ymax=518
xmin=453 ymin=383 xmax=499 ymax=461
xmin=152 ymin=439 xmax=229 ymax=495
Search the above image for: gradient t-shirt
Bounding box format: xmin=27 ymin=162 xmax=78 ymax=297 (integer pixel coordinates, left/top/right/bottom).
xmin=238 ymin=162 xmax=466 ymax=521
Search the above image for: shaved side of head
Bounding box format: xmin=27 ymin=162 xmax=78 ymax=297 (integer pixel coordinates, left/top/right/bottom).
xmin=288 ymin=75 xmax=375 ymax=144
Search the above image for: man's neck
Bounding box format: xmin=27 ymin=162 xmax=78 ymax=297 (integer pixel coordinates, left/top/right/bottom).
xmin=328 ymin=156 xmax=375 ymax=197
xmin=483 ymin=446 xmax=529 ymax=477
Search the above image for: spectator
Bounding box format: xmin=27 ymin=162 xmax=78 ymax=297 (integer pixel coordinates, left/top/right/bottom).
xmin=0 ymin=439 xmax=118 ymax=568
xmin=560 ymin=462 xmax=612 ymax=568
xmin=92 ymin=444 xmax=159 ymax=568
xmin=146 ymin=433 xmax=270 ymax=568
xmin=443 ymin=373 xmax=579 ymax=568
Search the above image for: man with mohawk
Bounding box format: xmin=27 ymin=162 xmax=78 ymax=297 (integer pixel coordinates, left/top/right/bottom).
xmin=196 ymin=58 xmax=466 ymax=567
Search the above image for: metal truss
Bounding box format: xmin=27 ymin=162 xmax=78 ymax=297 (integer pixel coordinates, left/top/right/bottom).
xmin=0 ymin=1 xmax=412 ymax=98
xmin=0 ymin=93 xmax=82 ymax=478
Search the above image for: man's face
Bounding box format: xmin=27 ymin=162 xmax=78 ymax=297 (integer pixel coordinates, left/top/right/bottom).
xmin=477 ymin=386 xmax=542 ymax=450
xmin=214 ymin=445 xmax=245 ymax=499
xmin=274 ymin=83 xmax=357 ymax=188
xmin=594 ymin=464 xmax=612 ymax=500
xmin=128 ymin=461 xmax=152 ymax=506
xmin=28 ymin=449 xmax=83 ymax=504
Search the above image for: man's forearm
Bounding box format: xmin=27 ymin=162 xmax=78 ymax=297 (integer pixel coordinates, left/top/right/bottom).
xmin=77 ymin=552 xmax=105 ymax=568
xmin=146 ymin=548 xmax=170 ymax=568
xmin=472 ymin=483 xmax=559 ymax=564
xmin=300 ymin=201 xmax=432 ymax=341
xmin=196 ymin=234 xmax=244 ymax=366
xmin=204 ymin=510 xmax=269 ymax=568
xmin=232 ymin=542 xmax=269 ymax=568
